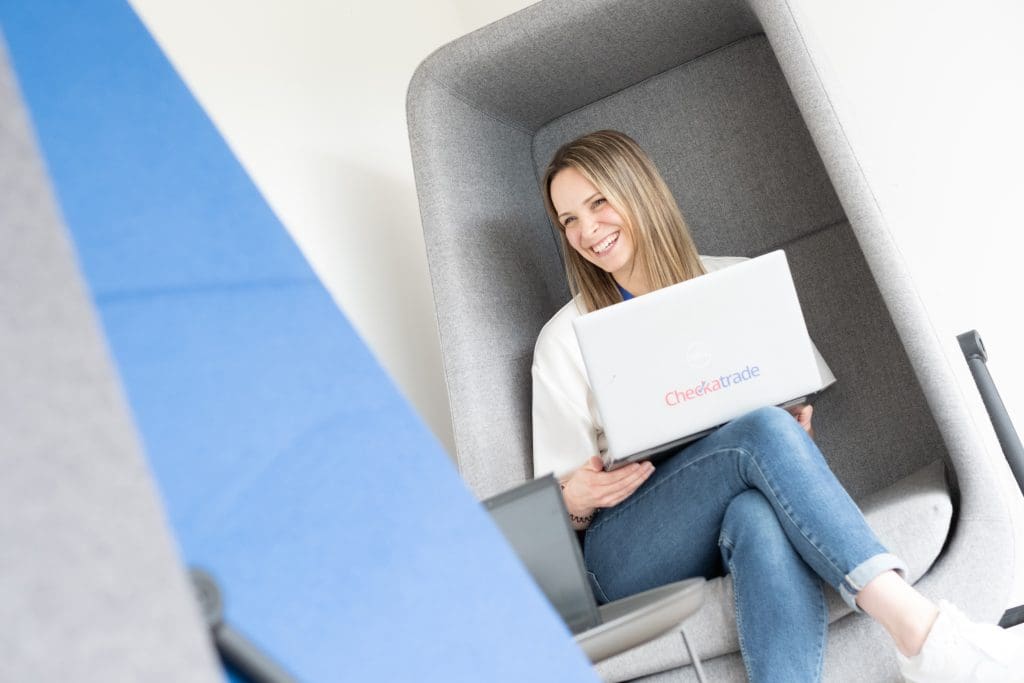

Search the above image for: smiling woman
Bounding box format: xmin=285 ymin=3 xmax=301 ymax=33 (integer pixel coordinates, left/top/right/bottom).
xmin=531 ymin=129 xmax=1024 ymax=683
xmin=541 ymin=130 xmax=706 ymax=312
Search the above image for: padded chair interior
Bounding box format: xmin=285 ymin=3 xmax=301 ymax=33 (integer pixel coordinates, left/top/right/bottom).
xmin=408 ymin=0 xmax=947 ymax=500
xmin=408 ymin=0 xmax=1018 ymax=679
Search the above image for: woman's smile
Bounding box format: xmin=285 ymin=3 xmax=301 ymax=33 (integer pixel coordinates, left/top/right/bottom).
xmin=589 ymin=231 xmax=620 ymax=256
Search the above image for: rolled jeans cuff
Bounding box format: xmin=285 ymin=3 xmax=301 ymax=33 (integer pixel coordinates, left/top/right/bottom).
xmin=839 ymin=552 xmax=908 ymax=612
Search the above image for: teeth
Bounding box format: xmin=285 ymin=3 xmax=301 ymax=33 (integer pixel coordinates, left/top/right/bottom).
xmin=592 ymin=232 xmax=618 ymax=254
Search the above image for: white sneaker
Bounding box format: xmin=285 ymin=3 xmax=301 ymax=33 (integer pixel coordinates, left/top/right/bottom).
xmin=898 ymin=600 xmax=1024 ymax=682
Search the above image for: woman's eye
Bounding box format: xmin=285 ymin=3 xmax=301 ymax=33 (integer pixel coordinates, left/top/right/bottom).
xmin=593 ymin=198 xmax=606 ymax=208
xmin=563 ymin=216 xmax=575 ymax=227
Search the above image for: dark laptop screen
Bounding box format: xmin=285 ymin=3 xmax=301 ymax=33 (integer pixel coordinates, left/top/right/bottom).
xmin=483 ymin=476 xmax=601 ymax=634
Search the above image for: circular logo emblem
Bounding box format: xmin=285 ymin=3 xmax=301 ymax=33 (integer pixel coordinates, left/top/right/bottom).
xmin=686 ymin=341 xmax=712 ymax=369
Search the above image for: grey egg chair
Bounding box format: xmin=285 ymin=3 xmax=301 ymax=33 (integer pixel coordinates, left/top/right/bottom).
xmin=406 ymin=0 xmax=1018 ymax=680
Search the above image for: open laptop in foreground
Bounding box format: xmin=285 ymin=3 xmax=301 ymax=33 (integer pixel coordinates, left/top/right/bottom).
xmin=573 ymin=250 xmax=836 ymax=471
xmin=483 ymin=475 xmax=705 ymax=664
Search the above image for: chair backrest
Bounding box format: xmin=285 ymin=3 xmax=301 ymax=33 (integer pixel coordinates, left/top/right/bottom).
xmin=407 ymin=0 xmax=946 ymax=500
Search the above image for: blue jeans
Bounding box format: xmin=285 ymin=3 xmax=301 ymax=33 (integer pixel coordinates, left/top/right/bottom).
xmin=583 ymin=406 xmax=906 ymax=682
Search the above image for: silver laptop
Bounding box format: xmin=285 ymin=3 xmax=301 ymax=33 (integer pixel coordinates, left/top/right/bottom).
xmin=483 ymin=476 xmax=705 ymax=663
xmin=572 ymin=250 xmax=836 ymax=470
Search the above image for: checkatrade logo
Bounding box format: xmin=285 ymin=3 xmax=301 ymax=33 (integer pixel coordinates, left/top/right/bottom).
xmin=664 ymin=365 xmax=762 ymax=406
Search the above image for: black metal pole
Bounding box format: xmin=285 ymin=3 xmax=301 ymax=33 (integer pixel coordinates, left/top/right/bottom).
xmin=957 ymin=330 xmax=1024 ymax=496
xmin=190 ymin=568 xmax=298 ymax=683
xmin=956 ymin=331 xmax=1024 ymax=628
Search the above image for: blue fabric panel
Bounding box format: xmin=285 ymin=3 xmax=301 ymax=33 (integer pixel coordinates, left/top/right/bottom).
xmin=0 ymin=2 xmax=596 ymax=680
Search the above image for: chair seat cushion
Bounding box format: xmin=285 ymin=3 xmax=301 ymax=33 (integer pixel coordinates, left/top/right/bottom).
xmin=595 ymin=459 xmax=952 ymax=682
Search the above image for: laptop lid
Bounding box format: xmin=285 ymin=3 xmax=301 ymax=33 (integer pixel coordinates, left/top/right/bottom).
xmin=573 ymin=250 xmax=827 ymax=467
xmin=483 ymin=476 xmax=601 ymax=635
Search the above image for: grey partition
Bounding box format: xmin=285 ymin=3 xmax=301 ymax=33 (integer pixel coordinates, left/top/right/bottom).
xmin=0 ymin=35 xmax=222 ymax=682
xmin=407 ymin=0 xmax=1018 ymax=680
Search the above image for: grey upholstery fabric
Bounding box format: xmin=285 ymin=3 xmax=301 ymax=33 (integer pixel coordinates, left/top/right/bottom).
xmin=0 ymin=35 xmax=222 ymax=682
xmin=417 ymin=0 xmax=760 ymax=132
xmin=407 ymin=0 xmax=1016 ymax=680
xmin=532 ymin=35 xmax=845 ymax=260
xmin=408 ymin=81 xmax=567 ymax=495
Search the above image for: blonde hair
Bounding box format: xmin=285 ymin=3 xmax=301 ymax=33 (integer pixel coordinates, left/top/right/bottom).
xmin=542 ymin=130 xmax=706 ymax=312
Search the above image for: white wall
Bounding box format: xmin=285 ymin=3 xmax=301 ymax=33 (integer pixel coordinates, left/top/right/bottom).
xmin=128 ymin=0 xmax=1023 ymax=489
xmin=128 ymin=0 xmax=535 ymax=456
xmin=790 ymin=0 xmax=1024 ymax=426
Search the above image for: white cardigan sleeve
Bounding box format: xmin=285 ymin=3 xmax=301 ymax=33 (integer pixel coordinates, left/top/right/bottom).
xmin=531 ymin=363 xmax=599 ymax=480
xmin=530 ymin=303 xmax=600 ymax=479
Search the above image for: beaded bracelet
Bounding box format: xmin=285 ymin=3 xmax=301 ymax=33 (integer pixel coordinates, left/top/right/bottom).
xmin=559 ymin=481 xmax=595 ymax=526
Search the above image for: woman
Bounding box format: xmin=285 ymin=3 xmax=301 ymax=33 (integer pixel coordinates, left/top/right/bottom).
xmin=531 ymin=130 xmax=1020 ymax=682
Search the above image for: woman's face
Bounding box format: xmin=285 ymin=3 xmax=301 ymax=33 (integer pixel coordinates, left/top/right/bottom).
xmin=550 ymin=167 xmax=638 ymax=290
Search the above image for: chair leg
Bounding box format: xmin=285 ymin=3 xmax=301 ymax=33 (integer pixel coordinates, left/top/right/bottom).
xmin=957 ymin=331 xmax=1024 ymax=632
xmin=190 ymin=568 xmax=297 ymax=682
xmin=1000 ymin=604 xmax=1024 ymax=629
xmin=957 ymin=331 xmax=1024 ymax=496
xmin=680 ymin=628 xmax=708 ymax=683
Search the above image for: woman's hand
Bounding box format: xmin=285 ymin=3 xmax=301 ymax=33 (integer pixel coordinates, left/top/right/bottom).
xmin=786 ymin=404 xmax=815 ymax=438
xmin=561 ymin=456 xmax=655 ymax=517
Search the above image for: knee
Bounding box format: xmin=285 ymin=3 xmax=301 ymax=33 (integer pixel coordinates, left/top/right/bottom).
xmin=736 ymin=405 xmax=799 ymax=438
xmin=720 ymin=490 xmax=783 ymax=547
xmin=719 ymin=491 xmax=792 ymax=563
xmin=732 ymin=406 xmax=818 ymax=466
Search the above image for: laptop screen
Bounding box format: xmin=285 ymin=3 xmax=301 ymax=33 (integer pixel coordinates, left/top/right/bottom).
xmin=483 ymin=476 xmax=601 ymax=634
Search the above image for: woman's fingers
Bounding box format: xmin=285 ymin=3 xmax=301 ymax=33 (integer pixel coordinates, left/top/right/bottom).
xmin=591 ymin=462 xmax=648 ymax=491
xmin=601 ymin=475 xmax=650 ymax=506
xmin=787 ymin=404 xmax=814 ymax=434
xmin=568 ymin=459 xmax=654 ymax=510
xmin=796 ymin=404 xmax=814 ymax=434
xmin=592 ymin=462 xmax=654 ymax=506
